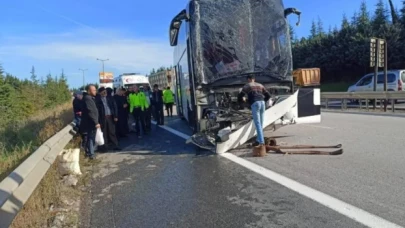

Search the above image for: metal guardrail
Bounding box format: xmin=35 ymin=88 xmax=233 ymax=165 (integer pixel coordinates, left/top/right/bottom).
xmin=321 ymin=91 xmax=405 ymax=112
xmin=0 ymin=122 xmax=75 ymax=227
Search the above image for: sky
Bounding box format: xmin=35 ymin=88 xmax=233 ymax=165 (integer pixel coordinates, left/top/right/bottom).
xmin=0 ymin=0 xmax=402 ymax=88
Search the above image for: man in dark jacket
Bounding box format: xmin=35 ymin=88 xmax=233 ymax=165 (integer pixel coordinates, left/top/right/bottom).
xmin=80 ymin=85 xmax=100 ymax=159
xmin=114 ymin=88 xmax=129 ymax=138
xmin=96 ymin=87 xmax=121 ymax=151
xmin=106 ymin=87 xmax=113 ymax=97
xmin=151 ymin=84 xmax=164 ymax=125
xmin=237 ymin=75 xmax=271 ymax=148
xmin=72 ymin=91 xmax=84 ymax=132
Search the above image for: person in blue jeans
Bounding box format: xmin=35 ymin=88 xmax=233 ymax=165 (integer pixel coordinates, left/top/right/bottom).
xmin=238 ymin=75 xmax=271 ymax=148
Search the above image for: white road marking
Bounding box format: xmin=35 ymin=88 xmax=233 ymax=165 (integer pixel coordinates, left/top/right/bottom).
xmin=221 ymin=153 xmax=402 ymax=228
xmin=155 ymin=123 xmax=403 ymax=228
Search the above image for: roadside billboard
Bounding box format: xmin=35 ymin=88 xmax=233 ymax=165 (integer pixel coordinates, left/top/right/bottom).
xmin=99 ymin=72 xmax=114 ymax=84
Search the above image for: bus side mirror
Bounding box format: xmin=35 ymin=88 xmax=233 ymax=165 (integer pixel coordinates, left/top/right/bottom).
xmin=284 ymin=8 xmax=301 ymax=26
xmin=170 ymin=22 xmax=181 ymax=46
xmin=169 ymin=9 xmax=189 ymax=47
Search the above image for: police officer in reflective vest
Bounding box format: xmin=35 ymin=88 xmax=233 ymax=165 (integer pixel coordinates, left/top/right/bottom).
xmin=163 ymin=86 xmax=175 ymax=117
xmin=128 ymin=85 xmax=149 ymax=138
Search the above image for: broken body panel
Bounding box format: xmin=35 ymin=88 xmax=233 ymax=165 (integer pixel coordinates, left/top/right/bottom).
xmin=170 ymin=0 xmax=320 ymax=153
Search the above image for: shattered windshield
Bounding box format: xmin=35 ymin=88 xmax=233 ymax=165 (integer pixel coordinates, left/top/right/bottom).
xmin=189 ymin=0 xmax=292 ymax=85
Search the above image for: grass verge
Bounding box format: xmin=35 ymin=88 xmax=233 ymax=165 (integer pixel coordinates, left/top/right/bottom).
xmin=0 ymin=102 xmax=73 ymax=181
xmin=10 ymin=135 xmax=96 ymax=228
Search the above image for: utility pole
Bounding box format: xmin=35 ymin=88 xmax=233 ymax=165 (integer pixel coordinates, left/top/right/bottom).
xmin=79 ymin=68 xmax=88 ymax=90
xmin=96 ymin=58 xmax=109 ymax=77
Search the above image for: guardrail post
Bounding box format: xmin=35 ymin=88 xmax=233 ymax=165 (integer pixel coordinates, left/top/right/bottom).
xmin=321 ymin=91 xmax=404 ymax=113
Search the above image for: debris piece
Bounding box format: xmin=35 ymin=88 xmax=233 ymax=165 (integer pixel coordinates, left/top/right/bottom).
xmin=62 ymin=175 xmax=78 ymax=187
xmin=58 ymin=148 xmax=82 ymax=176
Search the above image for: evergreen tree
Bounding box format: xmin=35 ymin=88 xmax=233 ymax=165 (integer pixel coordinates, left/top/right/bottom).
xmin=289 ymin=24 xmax=295 ymax=43
xmin=310 ymin=20 xmax=317 ymax=37
xmin=355 ymin=1 xmax=371 ymax=36
xmin=399 ymin=0 xmax=405 ymax=25
xmin=317 ymin=17 xmax=325 ymax=36
xmin=341 ymin=14 xmax=350 ymax=29
xmin=372 ymin=0 xmax=389 ymax=31
xmin=30 ymin=66 xmax=39 ymax=85
xmin=291 ymin=0 xmax=405 ymax=83
xmin=0 ymin=64 xmax=72 ymax=127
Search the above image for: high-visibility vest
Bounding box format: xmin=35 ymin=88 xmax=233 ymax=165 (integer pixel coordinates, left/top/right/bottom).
xmin=128 ymin=92 xmax=149 ymax=112
xmin=163 ymin=89 xmax=174 ymax=104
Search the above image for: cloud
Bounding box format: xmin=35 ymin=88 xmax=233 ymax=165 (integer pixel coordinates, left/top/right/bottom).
xmin=0 ymin=28 xmax=174 ymax=74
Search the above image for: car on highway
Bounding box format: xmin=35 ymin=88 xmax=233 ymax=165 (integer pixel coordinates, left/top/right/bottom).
xmin=347 ymin=69 xmax=405 ymax=103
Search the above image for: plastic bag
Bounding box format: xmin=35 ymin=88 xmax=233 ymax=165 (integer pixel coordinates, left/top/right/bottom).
xmin=95 ymin=128 xmax=104 ymax=146
xmin=58 ymin=148 xmax=82 ymax=176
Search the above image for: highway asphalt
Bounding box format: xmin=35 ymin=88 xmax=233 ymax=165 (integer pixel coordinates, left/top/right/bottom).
xmin=232 ymin=111 xmax=405 ymax=227
xmin=80 ymin=112 xmax=404 ymax=228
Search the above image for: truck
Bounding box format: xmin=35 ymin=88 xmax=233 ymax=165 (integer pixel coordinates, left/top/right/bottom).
xmin=113 ymin=73 xmax=150 ymax=90
xmin=99 ymin=72 xmax=114 ymax=89
xmin=169 ymin=0 xmax=322 ymax=154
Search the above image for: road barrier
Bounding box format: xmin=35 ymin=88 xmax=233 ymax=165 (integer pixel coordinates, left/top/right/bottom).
xmin=321 ymin=91 xmax=405 ymax=112
xmin=0 ymin=122 xmax=75 ymax=228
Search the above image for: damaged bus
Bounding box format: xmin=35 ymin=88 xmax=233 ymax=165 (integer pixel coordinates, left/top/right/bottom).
xmin=169 ymin=0 xmax=321 ymax=153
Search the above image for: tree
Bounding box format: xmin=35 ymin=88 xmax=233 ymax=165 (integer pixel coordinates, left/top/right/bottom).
xmin=310 ymin=20 xmax=317 ymax=37
xmin=317 ymin=17 xmax=325 ymax=37
xmin=400 ymin=0 xmax=405 ymax=25
xmin=355 ymin=1 xmax=371 ymax=36
xmin=372 ymin=0 xmax=389 ymax=31
xmin=341 ymin=14 xmax=350 ymax=29
xmin=30 ymin=66 xmax=39 ymax=85
xmin=289 ymin=24 xmax=295 ymax=42
xmin=292 ymin=0 xmax=405 ymax=83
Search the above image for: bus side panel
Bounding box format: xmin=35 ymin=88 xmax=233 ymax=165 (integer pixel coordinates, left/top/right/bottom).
xmin=174 ymin=18 xmax=192 ymax=124
xmin=174 ymin=66 xmax=183 ymax=117
xmin=177 ymin=59 xmax=191 ymax=123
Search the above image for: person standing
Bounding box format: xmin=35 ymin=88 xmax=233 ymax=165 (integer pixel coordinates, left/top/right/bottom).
xmin=237 ymin=75 xmax=271 ymax=150
xmin=114 ymin=88 xmax=129 ymax=138
xmin=72 ymin=91 xmax=84 ymax=132
xmin=96 ymin=87 xmax=121 ymax=151
xmin=121 ymin=87 xmax=130 ymax=134
xmin=126 ymin=86 xmax=136 ymax=133
xmin=151 ymin=84 xmax=164 ymax=125
xmin=128 ymin=85 xmax=149 ymax=138
xmin=80 ymin=84 xmax=100 ymax=159
xmin=163 ymin=86 xmax=174 ymax=117
xmin=143 ymin=85 xmax=152 ymax=131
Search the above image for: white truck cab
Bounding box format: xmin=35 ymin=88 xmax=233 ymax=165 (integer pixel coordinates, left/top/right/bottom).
xmin=113 ymin=73 xmax=150 ymax=90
